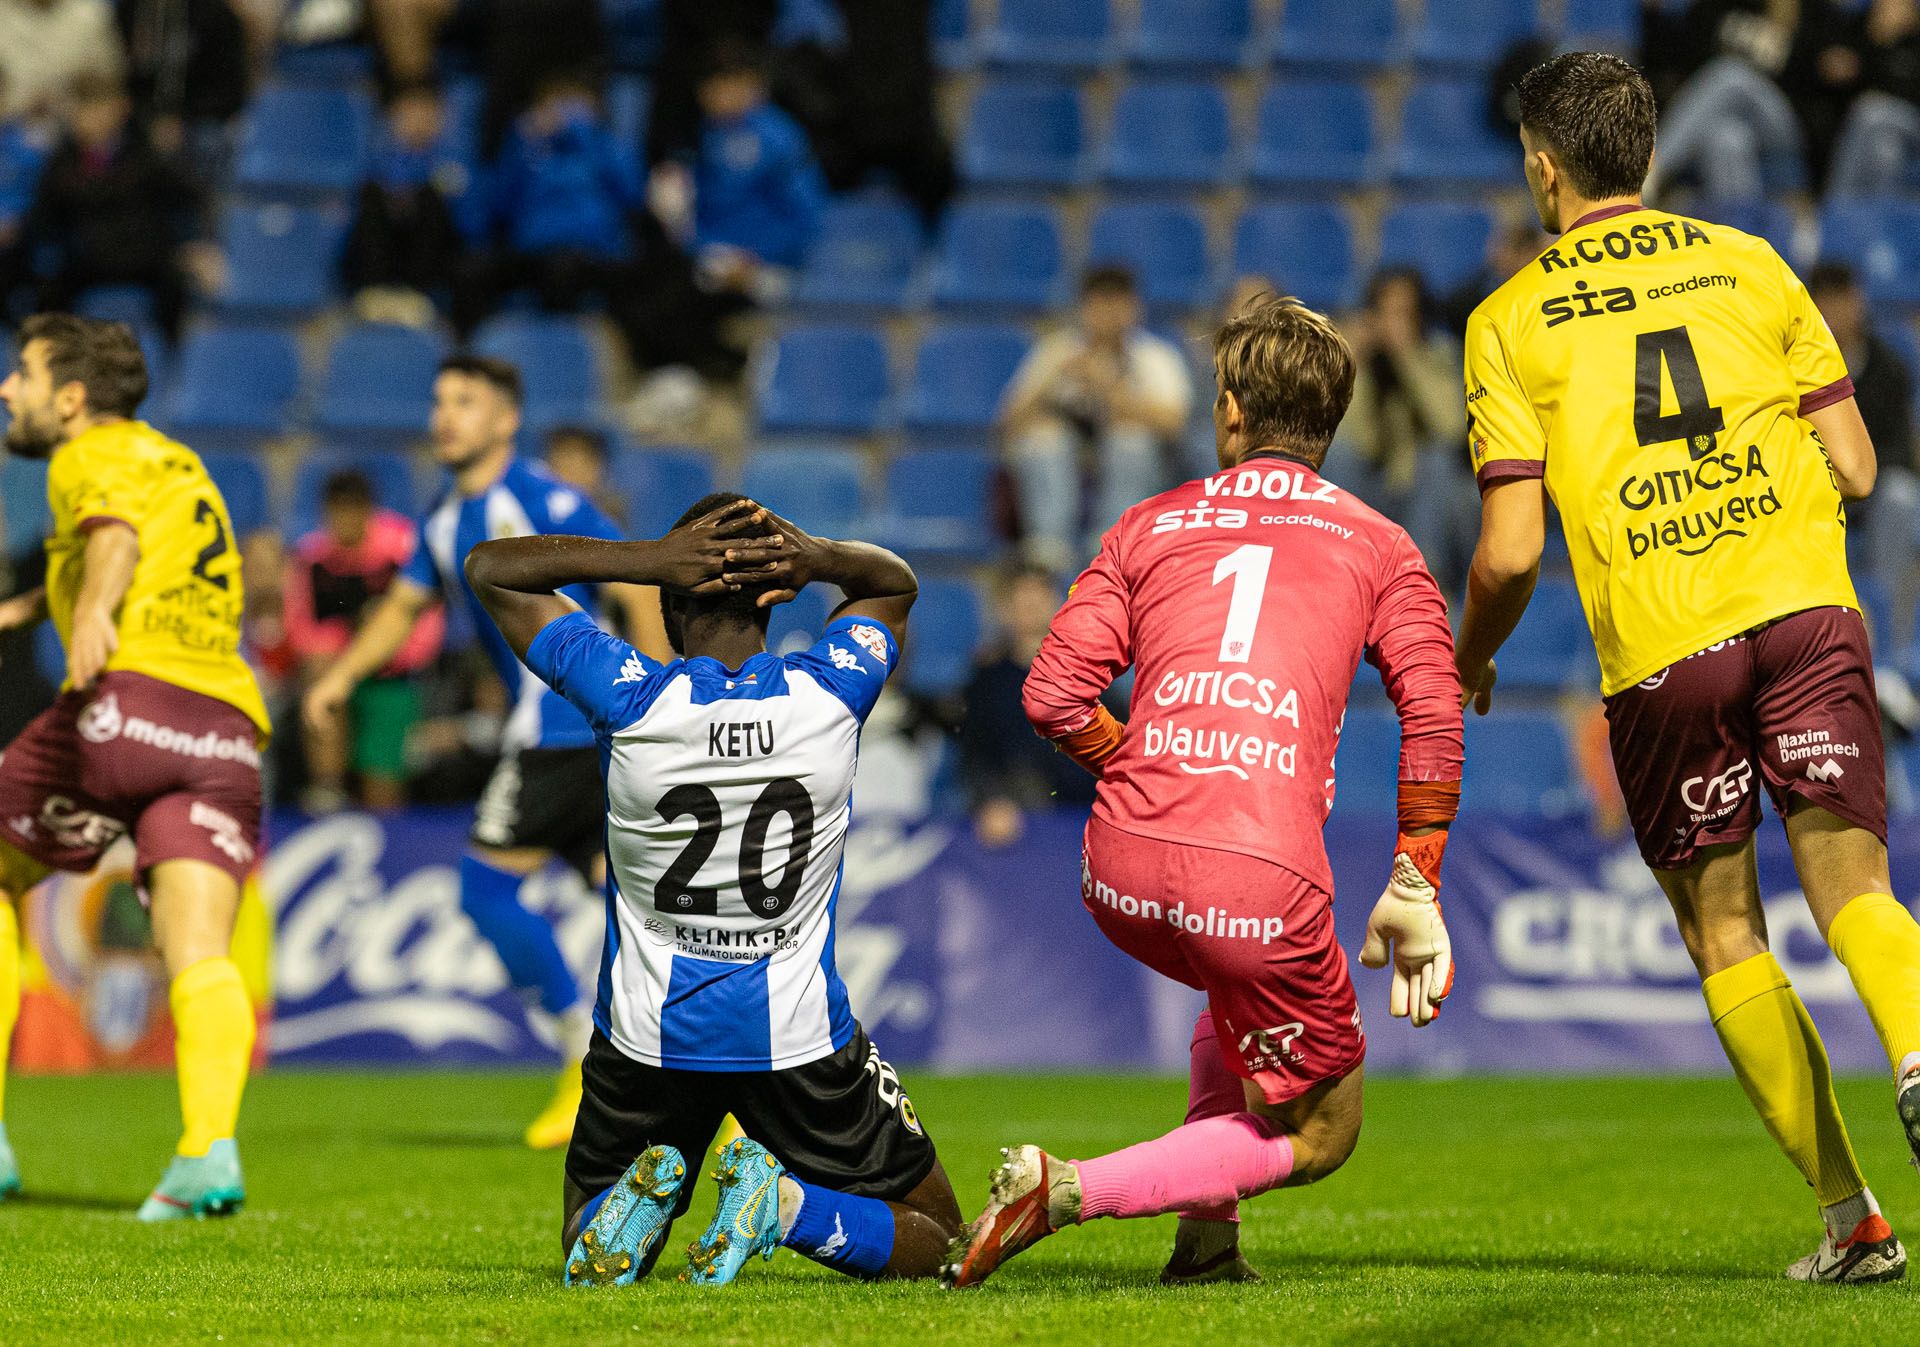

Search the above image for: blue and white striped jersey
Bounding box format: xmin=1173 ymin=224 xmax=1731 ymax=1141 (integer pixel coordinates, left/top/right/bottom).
xmin=524 ymin=608 xmax=899 ymax=1071
xmin=404 ymin=458 xmax=622 ymax=751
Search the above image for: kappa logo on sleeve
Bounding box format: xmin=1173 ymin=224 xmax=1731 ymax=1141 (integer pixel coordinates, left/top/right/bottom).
xmin=847 ymin=624 xmax=890 ymax=665
xmin=828 ymin=645 xmax=861 ymax=671
xmin=614 ymin=653 xmax=647 ymax=686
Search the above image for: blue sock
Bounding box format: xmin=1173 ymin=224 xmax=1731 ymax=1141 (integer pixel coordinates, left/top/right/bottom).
xmin=577 ymin=1185 xmax=611 ymax=1232
xmin=458 ymin=854 xmax=578 ymax=1015
xmin=779 ymin=1177 xmax=895 ymax=1278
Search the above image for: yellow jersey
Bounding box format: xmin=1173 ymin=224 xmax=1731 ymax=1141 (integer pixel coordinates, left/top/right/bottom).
xmin=1465 ymin=205 xmax=1858 ymax=697
xmin=44 ymin=421 xmax=270 ymax=736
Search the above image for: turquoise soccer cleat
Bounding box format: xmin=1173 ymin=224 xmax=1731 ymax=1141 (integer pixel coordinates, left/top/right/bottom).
xmin=682 ymin=1138 xmax=784 ymax=1285
xmin=566 ymin=1145 xmax=686 ymax=1287
xmin=137 ymin=1139 xmax=245 ymax=1221
xmin=0 ymin=1123 xmax=20 ymax=1201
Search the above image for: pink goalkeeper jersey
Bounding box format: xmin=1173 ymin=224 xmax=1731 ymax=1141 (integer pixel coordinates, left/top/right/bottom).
xmin=1023 ymin=452 xmax=1465 ymax=894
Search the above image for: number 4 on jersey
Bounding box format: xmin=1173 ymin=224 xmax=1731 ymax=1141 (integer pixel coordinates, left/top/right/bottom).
xmin=1634 ymin=327 xmax=1725 ymax=460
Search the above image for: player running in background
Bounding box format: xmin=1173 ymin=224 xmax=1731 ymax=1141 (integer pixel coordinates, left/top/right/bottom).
xmin=1455 ymin=52 xmax=1920 ymax=1283
xmin=465 ymin=494 xmax=961 ymax=1285
xmin=945 ymin=297 xmax=1465 ymax=1288
xmin=0 ymin=316 xmax=267 ymax=1218
xmin=302 ymin=356 xmax=667 ymax=1150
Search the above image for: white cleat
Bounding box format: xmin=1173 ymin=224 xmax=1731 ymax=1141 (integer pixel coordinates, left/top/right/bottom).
xmin=1785 ymin=1215 xmax=1907 ymax=1284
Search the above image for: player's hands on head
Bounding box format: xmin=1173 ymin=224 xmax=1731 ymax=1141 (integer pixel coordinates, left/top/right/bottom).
xmin=1359 ymin=834 xmax=1454 ymax=1028
xmin=1458 ymin=658 xmax=1497 ymax=716
xmin=66 ymin=606 xmax=119 ymax=691
xmin=714 ymin=503 xmax=824 ymax=609
xmin=654 ymin=499 xmax=785 ymax=595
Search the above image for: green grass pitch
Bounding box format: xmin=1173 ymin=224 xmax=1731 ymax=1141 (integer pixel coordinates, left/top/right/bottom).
xmin=2 ymin=1070 xmax=1917 ymax=1345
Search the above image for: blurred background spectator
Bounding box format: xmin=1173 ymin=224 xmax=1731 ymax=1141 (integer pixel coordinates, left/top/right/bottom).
xmin=0 ymin=0 xmax=124 ymax=125
xmin=542 ymin=423 xmax=628 ymax=528
xmin=342 ymin=79 xmax=468 ymax=323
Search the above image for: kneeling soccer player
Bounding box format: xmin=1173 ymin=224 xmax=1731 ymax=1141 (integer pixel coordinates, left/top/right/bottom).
xmin=945 ymin=296 xmax=1466 ymax=1287
xmin=466 ymin=494 xmax=961 ymax=1284
xmin=0 ymin=316 xmax=266 ymax=1217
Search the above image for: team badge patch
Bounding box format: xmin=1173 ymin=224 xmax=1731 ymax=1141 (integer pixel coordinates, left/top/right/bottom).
xmin=847 ymin=624 xmax=890 ymax=665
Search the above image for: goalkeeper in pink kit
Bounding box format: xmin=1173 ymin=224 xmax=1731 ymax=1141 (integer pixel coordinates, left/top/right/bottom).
xmin=945 ymin=297 xmax=1466 ymax=1287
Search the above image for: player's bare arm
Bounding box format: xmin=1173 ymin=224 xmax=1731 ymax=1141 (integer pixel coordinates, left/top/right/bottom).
xmin=1454 ymin=478 xmax=1547 ymax=715
xmin=728 ymin=508 xmax=919 ymax=645
xmin=464 ymin=499 xmax=783 ymax=658
xmin=1806 ymin=397 xmax=1877 ymax=500
xmin=0 ymin=585 xmax=47 ymax=632
xmin=67 ymin=520 xmax=139 ymax=689
xmin=301 ymin=578 xmax=437 ymax=735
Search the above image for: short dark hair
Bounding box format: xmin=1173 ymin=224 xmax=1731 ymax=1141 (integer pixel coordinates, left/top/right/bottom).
xmin=1213 ymin=295 xmax=1355 ymax=466
xmin=544 ymin=423 xmax=609 ymax=463
xmin=1081 ymin=265 xmax=1138 ymax=298
xmin=1515 ymin=52 xmax=1656 ymax=201
xmin=322 ymin=469 xmax=375 ymax=509
xmin=438 ymin=354 xmax=523 ymax=408
xmin=20 ymin=313 xmax=148 ymax=417
xmin=657 ymin=491 xmax=774 ymax=656
xmin=1807 ymin=260 xmax=1859 ymax=297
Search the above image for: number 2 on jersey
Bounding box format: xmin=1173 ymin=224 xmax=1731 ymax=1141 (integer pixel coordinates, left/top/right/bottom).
xmin=1212 ymin=544 xmax=1272 ymax=663
xmin=654 ymin=778 xmax=816 ymax=919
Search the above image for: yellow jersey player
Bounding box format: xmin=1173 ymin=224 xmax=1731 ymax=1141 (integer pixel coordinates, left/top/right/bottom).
xmin=1454 ymin=53 xmax=1920 ymax=1284
xmin=0 ymin=315 xmax=268 ymax=1219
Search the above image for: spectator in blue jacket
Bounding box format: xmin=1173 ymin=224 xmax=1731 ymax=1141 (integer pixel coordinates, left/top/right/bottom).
xmin=341 ymin=79 xmax=471 ymax=323
xmin=685 ymin=42 xmax=826 ymax=302
xmin=453 ymin=71 xmax=742 ymax=383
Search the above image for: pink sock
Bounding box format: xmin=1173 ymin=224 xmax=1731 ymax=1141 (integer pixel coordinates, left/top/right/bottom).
xmin=1075 ymin=1112 xmax=1295 ymax=1222
xmin=1179 ymin=1008 xmax=1246 ymax=1223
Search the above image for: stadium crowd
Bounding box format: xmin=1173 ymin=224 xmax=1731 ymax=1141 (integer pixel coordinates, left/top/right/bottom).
xmin=0 ymin=0 xmax=1915 ymax=833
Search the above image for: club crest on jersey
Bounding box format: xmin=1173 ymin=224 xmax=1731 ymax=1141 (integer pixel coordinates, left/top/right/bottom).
xmin=847 ymin=624 xmax=889 ymax=665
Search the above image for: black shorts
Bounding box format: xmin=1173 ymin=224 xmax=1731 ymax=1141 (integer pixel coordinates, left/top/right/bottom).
xmin=469 ymin=746 xmax=603 ymax=876
xmin=561 ymin=1024 xmax=938 ymax=1255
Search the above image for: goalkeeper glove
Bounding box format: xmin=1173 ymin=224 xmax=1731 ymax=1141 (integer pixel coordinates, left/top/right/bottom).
xmin=1358 ymin=829 xmax=1453 ymax=1028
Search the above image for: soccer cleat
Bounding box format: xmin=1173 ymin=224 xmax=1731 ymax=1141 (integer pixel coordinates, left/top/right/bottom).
xmin=941 ymin=1145 xmax=1077 ymax=1289
xmin=1785 ymin=1214 xmax=1907 ymax=1284
xmin=682 ymin=1138 xmax=784 ymax=1285
xmin=525 ymin=1063 xmax=584 ymax=1151
xmin=137 ymin=1139 xmax=245 ymax=1221
xmin=566 ymin=1145 xmax=686 ymax=1287
xmin=1897 ymin=1064 xmax=1920 ymax=1175
xmin=0 ymin=1125 xmax=19 ymax=1202
xmin=1159 ymin=1247 xmax=1263 ymax=1285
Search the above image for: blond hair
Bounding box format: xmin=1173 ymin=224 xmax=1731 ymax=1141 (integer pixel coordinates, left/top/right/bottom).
xmin=1212 ymin=295 xmax=1355 ymax=465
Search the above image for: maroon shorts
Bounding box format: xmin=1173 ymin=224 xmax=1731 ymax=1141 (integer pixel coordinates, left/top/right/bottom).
xmin=0 ymin=670 xmax=263 ymax=888
xmin=1081 ymin=815 xmax=1363 ymax=1105
xmin=1603 ymin=606 xmax=1886 ymax=870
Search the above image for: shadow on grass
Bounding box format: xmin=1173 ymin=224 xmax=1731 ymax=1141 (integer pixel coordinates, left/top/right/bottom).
xmin=4 ymin=1191 xmax=139 ymax=1213
xmin=384 ymin=1130 xmax=526 ymax=1149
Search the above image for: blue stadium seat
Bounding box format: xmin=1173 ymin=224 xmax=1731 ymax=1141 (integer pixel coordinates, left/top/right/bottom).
xmin=234 ymin=84 xmax=373 ymax=196
xmin=874 ymin=446 xmax=999 ymax=561
xmin=611 ymin=445 xmax=718 ymax=539
xmin=1463 ymin=711 xmax=1580 ymax=816
xmin=314 ymin=324 xmax=449 ymax=438
xmin=904 ymin=322 xmax=1031 ymax=438
xmin=1126 ymin=0 xmax=1252 ymax=70
xmin=609 ymin=76 xmax=651 ymax=150
xmin=1378 ymin=202 xmax=1496 ymax=295
xmin=1088 ymin=201 xmax=1213 ymax=311
xmin=1820 ymin=200 xmax=1920 ymax=307
xmin=792 ymin=196 xmax=924 ymax=311
xmin=1491 ymin=577 xmax=1597 ymax=689
xmin=1101 ymin=81 xmax=1231 ymax=190
xmin=472 ymin=314 xmax=603 ymax=429
xmin=2 ymin=456 xmax=49 ymax=556
xmin=1564 ymin=0 xmax=1642 ymax=46
xmin=756 ymin=325 xmax=893 ymax=436
xmin=903 ymin=577 xmax=983 ymax=696
xmin=1695 ymin=199 xmax=1801 ymax=265
xmin=74 ymin=285 xmax=155 ymax=326
xmin=218 ymin=202 xmax=348 ymax=315
xmin=1390 ymin=79 xmax=1516 ymax=188
xmin=929 ymin=200 xmax=1067 ymax=312
xmin=1268 ymin=0 xmax=1398 ymax=72
xmin=1248 ymin=80 xmax=1376 ymax=190
xmin=1331 ymin=706 xmax=1399 ymax=813
xmin=741 ymin=443 xmax=870 ymax=538
xmin=960 ymin=80 xmax=1087 ymax=188
xmin=290 ymin=446 xmax=423 ymax=538
xmin=767 ymin=585 xmax=835 ymax=656
xmin=161 ymin=325 xmax=303 ymax=439
xmin=273 ymin=43 xmax=377 ymax=86
xmin=1230 ymin=201 xmax=1357 ymax=313
xmin=198 ymin=451 xmax=271 ymax=539
xmin=981 ymin=0 xmax=1113 ymax=71
xmin=1409 ymin=0 xmax=1539 ymax=69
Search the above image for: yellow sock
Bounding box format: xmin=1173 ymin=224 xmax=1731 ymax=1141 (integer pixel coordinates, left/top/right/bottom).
xmin=1703 ymin=952 xmax=1864 ymax=1206
xmin=1827 ymin=893 xmax=1920 ymax=1073
xmin=170 ymin=957 xmax=254 ymax=1157
xmin=0 ymin=900 xmax=18 ymax=1123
